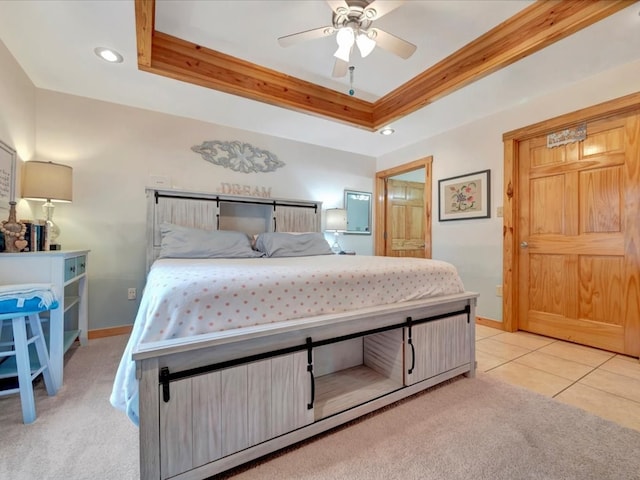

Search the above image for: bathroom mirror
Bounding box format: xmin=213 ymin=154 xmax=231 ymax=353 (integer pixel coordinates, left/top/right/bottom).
xmin=344 ymin=190 xmax=371 ymax=235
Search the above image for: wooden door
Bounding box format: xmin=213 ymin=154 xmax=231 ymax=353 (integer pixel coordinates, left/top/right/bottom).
xmin=517 ymin=113 xmax=640 ymax=355
xmin=385 ymin=179 xmax=426 ymax=258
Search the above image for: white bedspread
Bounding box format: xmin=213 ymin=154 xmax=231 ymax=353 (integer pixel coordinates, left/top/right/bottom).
xmin=110 ymin=255 xmax=465 ymax=424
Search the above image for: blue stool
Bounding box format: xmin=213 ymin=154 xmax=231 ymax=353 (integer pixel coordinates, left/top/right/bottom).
xmin=0 ymin=293 xmax=59 ymax=424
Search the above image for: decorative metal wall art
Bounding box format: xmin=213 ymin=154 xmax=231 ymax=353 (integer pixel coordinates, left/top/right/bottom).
xmin=192 ymin=140 xmax=285 ymax=173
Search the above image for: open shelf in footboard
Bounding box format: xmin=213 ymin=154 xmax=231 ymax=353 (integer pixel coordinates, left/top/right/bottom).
xmin=314 ymin=365 xmax=403 ymax=420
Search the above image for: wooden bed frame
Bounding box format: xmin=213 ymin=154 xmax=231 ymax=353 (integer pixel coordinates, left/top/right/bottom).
xmin=133 ymin=188 xmax=478 ymax=480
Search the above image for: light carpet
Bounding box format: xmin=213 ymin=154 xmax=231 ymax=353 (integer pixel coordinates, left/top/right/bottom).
xmin=0 ymin=335 xmax=138 ymax=480
xmin=1 ymin=335 xmax=640 ymax=480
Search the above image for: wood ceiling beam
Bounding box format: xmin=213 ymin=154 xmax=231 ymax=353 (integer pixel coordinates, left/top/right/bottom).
xmin=134 ymin=0 xmax=154 ymax=68
xmin=145 ymin=32 xmax=374 ymax=129
xmin=135 ymin=0 xmax=633 ymax=131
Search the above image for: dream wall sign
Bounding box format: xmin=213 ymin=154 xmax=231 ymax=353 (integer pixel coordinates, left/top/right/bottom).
xmin=216 ymin=183 xmax=272 ymax=198
xmin=192 ymin=140 xmax=285 ymax=173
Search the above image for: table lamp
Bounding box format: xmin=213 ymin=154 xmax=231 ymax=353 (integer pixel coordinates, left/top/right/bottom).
xmin=21 ymin=160 xmax=73 ymax=250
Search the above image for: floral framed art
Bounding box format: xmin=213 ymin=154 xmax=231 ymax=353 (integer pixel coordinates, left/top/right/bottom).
xmin=438 ymin=169 xmax=490 ymax=221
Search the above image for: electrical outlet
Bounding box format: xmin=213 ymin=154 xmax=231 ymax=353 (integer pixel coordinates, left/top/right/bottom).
xmin=127 ymin=288 xmax=137 ymax=300
xmin=496 ymin=285 xmax=503 ymax=297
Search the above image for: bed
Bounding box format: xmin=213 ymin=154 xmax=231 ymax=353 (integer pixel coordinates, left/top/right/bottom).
xmin=111 ymin=188 xmax=478 ymax=480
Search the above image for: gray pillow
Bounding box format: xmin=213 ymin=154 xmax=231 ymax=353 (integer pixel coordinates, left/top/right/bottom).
xmin=255 ymin=232 xmax=333 ymax=257
xmin=159 ymin=223 xmax=264 ymax=259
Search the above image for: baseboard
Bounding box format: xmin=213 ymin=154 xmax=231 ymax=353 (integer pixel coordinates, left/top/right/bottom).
xmin=88 ymin=325 xmax=133 ymax=339
xmin=476 ymin=316 xmax=504 ymax=330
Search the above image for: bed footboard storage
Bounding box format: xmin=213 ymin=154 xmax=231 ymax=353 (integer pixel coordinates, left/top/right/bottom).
xmin=404 ymin=312 xmax=471 ymax=385
xmin=135 ymin=293 xmax=477 ymax=480
xmin=158 ymin=351 xmax=313 ymax=478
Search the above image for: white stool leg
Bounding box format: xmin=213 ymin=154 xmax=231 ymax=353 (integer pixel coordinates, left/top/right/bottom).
xmin=12 ymin=315 xmax=36 ymax=424
xmin=28 ymin=313 xmax=57 ymax=396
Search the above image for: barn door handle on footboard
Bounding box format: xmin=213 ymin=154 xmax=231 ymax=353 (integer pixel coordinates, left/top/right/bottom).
xmin=306 ymin=337 xmax=315 ymax=410
xmin=406 ymin=318 xmax=415 ymax=375
xmin=307 ymin=364 xmax=315 ymax=410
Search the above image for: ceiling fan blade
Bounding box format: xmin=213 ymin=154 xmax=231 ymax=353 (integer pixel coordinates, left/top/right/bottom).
xmin=370 ymin=28 xmax=416 ymax=59
xmin=326 ymin=0 xmax=350 ymax=15
xmin=363 ymin=1 xmax=405 ymax=20
xmin=278 ymin=26 xmax=335 ymax=47
xmin=332 ymin=58 xmax=349 ymax=78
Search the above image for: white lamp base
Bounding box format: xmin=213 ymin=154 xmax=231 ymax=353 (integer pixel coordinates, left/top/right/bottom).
xmin=42 ymin=200 xmax=61 ymax=248
xmin=331 ymin=232 xmax=342 ymax=254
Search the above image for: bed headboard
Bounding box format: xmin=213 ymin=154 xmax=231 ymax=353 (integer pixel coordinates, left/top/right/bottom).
xmin=146 ymin=188 xmax=322 ymax=270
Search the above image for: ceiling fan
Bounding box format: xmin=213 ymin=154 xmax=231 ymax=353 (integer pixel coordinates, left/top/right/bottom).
xmin=277 ymin=0 xmax=417 ymax=77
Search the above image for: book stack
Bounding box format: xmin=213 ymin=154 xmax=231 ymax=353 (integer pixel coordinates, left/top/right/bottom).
xmin=19 ymin=219 xmax=51 ymax=252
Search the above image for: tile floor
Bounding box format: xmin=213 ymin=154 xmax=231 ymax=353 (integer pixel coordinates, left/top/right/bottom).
xmin=476 ymin=324 xmax=640 ymax=432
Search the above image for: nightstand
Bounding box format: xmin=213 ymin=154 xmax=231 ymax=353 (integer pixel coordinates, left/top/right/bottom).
xmin=0 ymin=250 xmax=89 ymax=388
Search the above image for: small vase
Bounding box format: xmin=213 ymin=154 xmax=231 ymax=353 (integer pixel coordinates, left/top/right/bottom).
xmin=1 ymin=201 xmax=27 ymax=253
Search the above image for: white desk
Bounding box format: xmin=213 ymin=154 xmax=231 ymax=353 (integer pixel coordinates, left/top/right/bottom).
xmin=0 ymin=250 xmax=89 ymax=388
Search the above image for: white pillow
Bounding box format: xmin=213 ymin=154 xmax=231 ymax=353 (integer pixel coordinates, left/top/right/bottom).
xmin=254 ymin=232 xmax=332 ymax=257
xmin=159 ymin=223 xmax=264 ymax=259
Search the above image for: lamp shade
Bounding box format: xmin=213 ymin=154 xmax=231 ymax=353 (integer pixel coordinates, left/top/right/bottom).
xmin=334 ymin=26 xmax=354 ymax=62
xmin=356 ymin=32 xmax=376 ymax=58
xmin=325 ymin=208 xmax=347 ymax=232
xmin=22 ymin=161 xmax=73 ymax=202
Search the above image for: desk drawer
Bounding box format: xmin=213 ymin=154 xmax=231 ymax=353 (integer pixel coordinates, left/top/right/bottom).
xmin=64 ymin=256 xmax=86 ymax=282
xmin=76 ymin=256 xmax=87 ymax=275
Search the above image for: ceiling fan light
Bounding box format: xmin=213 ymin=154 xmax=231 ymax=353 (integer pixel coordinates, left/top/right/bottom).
xmin=356 ymin=33 xmax=376 ymax=58
xmin=336 ymin=27 xmax=355 ymax=48
xmin=333 ymin=45 xmax=351 ymax=62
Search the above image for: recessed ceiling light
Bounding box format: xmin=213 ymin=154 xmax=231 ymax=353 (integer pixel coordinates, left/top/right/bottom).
xmin=379 ymin=127 xmax=395 ymax=136
xmin=94 ymin=47 xmax=123 ymax=63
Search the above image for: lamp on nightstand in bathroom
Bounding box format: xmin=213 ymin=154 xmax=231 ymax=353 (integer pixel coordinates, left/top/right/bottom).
xmin=325 ymin=208 xmax=347 ymax=254
xmin=21 ymin=160 xmax=73 ymax=250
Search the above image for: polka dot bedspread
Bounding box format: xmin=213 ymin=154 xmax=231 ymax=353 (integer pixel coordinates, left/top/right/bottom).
xmin=110 ymin=254 xmax=465 ymax=424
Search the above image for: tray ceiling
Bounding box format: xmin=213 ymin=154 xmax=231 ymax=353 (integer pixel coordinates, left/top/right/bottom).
xmin=0 ymin=1 xmax=639 ymax=156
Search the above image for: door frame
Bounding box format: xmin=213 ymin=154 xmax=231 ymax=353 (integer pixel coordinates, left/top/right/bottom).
xmin=501 ymin=91 xmax=640 ymax=333
xmin=374 ymin=156 xmax=433 ymax=257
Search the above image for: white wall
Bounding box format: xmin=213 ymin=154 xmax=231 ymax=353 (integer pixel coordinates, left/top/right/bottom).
xmin=0 ymin=40 xmax=36 ymax=207
xmin=378 ymin=59 xmax=640 ymax=321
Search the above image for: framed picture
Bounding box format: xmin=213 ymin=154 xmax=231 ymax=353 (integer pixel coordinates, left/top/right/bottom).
xmin=0 ymin=140 xmax=17 ymax=211
xmin=438 ymin=169 xmax=490 ymax=221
